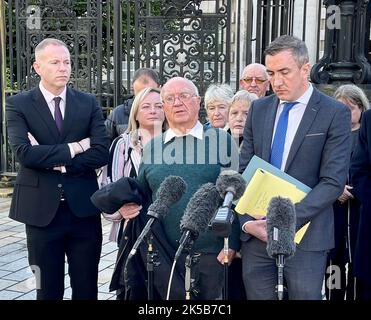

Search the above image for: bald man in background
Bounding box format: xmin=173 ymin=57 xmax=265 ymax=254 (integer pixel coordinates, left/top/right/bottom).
xmin=240 ymin=63 xmax=270 ymax=98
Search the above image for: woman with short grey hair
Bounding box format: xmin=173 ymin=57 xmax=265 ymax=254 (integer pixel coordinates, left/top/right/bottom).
xmin=204 ymin=83 xmax=234 ymax=129
xmin=334 ymin=84 xmax=369 ymax=123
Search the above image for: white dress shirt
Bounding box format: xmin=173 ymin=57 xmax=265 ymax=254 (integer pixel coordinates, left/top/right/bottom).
xmin=39 ymin=82 xmax=67 ymax=119
xmin=164 ymin=120 xmax=204 ymax=143
xmin=38 ymin=83 xmax=75 ymax=169
xmin=271 ymin=84 xmax=314 ymax=171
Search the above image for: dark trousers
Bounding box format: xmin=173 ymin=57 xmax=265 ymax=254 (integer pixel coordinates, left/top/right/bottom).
xmin=356 ymin=280 xmax=371 ymax=300
xmin=191 ymin=253 xmax=224 ymax=300
xmin=117 ymin=253 xmax=224 ymax=300
xmin=25 ymin=201 xmax=102 ymax=300
xmin=325 ymin=200 xmax=359 ymax=300
xmin=241 ymin=238 xmax=328 ymax=300
xmin=228 ymin=255 xmax=247 ymax=300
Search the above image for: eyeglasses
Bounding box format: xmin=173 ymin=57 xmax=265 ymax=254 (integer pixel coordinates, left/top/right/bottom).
xmin=242 ymin=77 xmax=267 ymax=85
xmin=162 ymin=92 xmax=196 ymax=106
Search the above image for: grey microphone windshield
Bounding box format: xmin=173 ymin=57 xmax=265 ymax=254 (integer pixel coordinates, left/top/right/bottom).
xmin=180 ymin=183 xmax=222 ymax=234
xmin=216 ymin=170 xmax=246 ymax=206
xmin=148 ymin=175 xmax=187 ymax=219
xmin=128 ymin=175 xmax=187 ymax=258
xmin=266 ymin=196 xmax=296 ymax=259
xmin=175 ymin=183 xmax=223 ymax=260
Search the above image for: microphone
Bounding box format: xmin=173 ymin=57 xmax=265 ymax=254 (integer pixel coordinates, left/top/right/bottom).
xmin=211 ymin=170 xmax=246 ymax=237
xmin=174 ymin=183 xmax=223 ymax=261
xmin=128 ymin=175 xmax=187 ymax=258
xmin=266 ymin=196 xmax=296 ymax=300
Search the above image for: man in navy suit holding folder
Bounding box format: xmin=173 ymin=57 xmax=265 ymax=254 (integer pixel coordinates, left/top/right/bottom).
xmin=239 ymin=35 xmax=351 ymax=300
xmin=6 ymin=38 xmax=109 ymax=299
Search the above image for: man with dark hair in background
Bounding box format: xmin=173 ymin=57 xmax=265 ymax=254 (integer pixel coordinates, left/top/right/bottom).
xmin=105 ymin=68 xmax=161 ymax=141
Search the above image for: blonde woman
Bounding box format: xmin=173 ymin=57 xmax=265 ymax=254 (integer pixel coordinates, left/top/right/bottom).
xmin=228 ymin=90 xmax=258 ymax=148
xmin=102 ymin=87 xmax=165 ymax=299
xmin=102 ymin=87 xmax=165 ymax=243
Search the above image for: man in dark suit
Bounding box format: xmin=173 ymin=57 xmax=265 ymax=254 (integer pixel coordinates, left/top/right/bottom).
xmin=239 ymin=35 xmax=351 ymax=300
xmin=350 ymin=109 xmax=371 ymax=300
xmin=6 ymin=38 xmax=109 ymax=300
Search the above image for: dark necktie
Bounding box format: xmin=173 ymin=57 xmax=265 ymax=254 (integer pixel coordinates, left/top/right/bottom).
xmin=53 ymin=97 xmax=63 ymax=133
xmin=270 ymin=101 xmax=299 ymax=169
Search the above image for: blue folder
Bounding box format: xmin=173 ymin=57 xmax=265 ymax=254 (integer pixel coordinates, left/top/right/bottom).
xmin=241 ymin=155 xmax=312 ymax=193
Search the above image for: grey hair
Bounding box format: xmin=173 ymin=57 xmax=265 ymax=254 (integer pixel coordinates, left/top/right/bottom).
xmin=264 ymin=35 xmax=309 ymax=67
xmin=35 ymin=38 xmax=69 ymax=60
xmin=231 ymin=90 xmax=259 ymax=105
xmin=204 ymin=84 xmax=234 ymax=109
xmin=334 ymin=84 xmax=370 ymax=112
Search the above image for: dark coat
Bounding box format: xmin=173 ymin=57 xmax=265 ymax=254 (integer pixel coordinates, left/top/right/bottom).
xmin=239 ymin=88 xmax=351 ymax=251
xmin=6 ymin=86 xmax=109 ymax=226
xmin=105 ymin=96 xmax=134 ymax=142
xmin=91 ymin=177 xmax=188 ymax=300
xmin=350 ymin=109 xmax=371 ymax=285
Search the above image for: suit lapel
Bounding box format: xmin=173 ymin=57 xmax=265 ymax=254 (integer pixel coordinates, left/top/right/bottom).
xmin=60 ymin=87 xmax=77 ymax=141
xmin=31 ymin=88 xmax=60 ymax=141
xmin=262 ymin=96 xmax=279 ymax=161
xmin=285 ymin=88 xmax=321 ymax=171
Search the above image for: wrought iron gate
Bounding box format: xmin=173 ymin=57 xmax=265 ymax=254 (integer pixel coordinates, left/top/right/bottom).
xmin=117 ymin=0 xmax=235 ymax=106
xmin=1 ymin=0 xmax=371 ymax=174
xmin=2 ymin=0 xmax=238 ymax=174
xmin=3 ymin=0 xmax=106 ymax=173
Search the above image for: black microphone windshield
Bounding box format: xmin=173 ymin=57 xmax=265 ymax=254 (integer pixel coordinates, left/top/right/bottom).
xmin=216 ymin=170 xmax=246 ymax=200
xmin=148 ymin=175 xmax=187 ymax=219
xmin=180 ymin=183 xmax=222 ymax=236
xmin=266 ymin=196 xmax=296 ymax=259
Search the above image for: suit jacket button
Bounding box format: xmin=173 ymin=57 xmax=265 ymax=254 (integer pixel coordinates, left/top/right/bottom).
xmin=57 ymin=184 xmax=62 ymax=188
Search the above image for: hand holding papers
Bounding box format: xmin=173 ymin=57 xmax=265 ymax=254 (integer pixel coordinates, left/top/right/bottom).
xmin=235 ymin=156 xmax=311 ymax=244
xmin=236 ymin=169 xmax=306 ymax=217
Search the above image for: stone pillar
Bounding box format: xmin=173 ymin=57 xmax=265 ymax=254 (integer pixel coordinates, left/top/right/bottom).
xmin=311 ymin=0 xmax=371 ymax=84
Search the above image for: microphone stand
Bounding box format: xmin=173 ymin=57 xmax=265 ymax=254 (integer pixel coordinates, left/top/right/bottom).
xmin=276 ymin=255 xmax=285 ymax=300
xmin=184 ymin=251 xmax=200 ymax=300
xmin=223 ymin=237 xmax=229 ymax=300
xmin=146 ymin=233 xmax=159 ymax=300
xmin=210 ymin=205 xmax=234 ymax=300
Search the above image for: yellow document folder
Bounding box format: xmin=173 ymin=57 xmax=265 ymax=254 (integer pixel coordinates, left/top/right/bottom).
xmin=235 ymin=169 xmax=310 ymax=244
